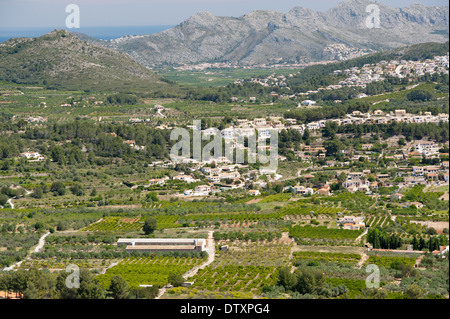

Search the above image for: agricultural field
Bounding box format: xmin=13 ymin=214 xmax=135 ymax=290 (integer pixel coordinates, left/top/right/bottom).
xmin=81 ymin=215 xmax=181 ymax=232
xmin=96 ymin=255 xmax=206 ymax=289
xmin=365 ymin=214 xmax=392 ymax=228
xmin=365 ymin=255 xmax=418 ymax=268
xmin=157 ymin=68 xmax=299 ymax=88
xmin=214 ymin=241 xmax=292 ymax=267
xmin=289 ymin=225 xmax=364 ymax=241
xmin=0 ymin=42 xmax=448 ymax=302
xmin=292 ymin=251 xmax=362 ymax=264
xmin=188 ymin=266 xmax=278 ymax=294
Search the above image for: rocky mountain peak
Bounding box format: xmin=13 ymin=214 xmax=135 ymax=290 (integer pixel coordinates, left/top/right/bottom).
xmin=103 ymin=2 xmax=448 ymax=67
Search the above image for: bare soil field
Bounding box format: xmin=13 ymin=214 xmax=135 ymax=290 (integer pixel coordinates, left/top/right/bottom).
xmin=245 ymin=198 xmax=263 ymax=204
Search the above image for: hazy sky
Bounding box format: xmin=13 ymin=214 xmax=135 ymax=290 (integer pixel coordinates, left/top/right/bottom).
xmin=0 ymin=0 xmax=448 ymax=28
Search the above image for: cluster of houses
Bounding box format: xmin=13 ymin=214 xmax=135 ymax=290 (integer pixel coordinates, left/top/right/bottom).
xmin=337 ymin=215 xmax=366 ymax=231
xmin=144 ymin=132 xmax=448 ymax=197
xmin=232 ymin=54 xmax=449 ymax=100
xmin=174 ymin=110 xmax=449 ymax=147
xmin=323 ymin=43 xmax=371 ymax=61
xmin=123 ymin=140 xmax=145 ymax=151
xmin=26 ymin=116 xmax=46 ymax=123
xmin=179 ymin=110 xmax=449 ymax=151
xmin=19 ymin=152 xmax=45 ymax=161
xmin=286 ymin=109 xmax=448 ymax=136
xmin=281 ymin=183 xmax=331 ymax=197
xmin=308 ymin=54 xmax=449 ymax=94
xmin=234 ymin=74 xmax=289 ymax=89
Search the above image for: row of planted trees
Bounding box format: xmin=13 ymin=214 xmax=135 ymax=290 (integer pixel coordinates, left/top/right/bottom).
xmin=368 ymin=227 xmax=448 ymax=251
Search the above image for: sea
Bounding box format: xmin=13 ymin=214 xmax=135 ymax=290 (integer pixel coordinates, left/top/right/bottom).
xmin=0 ymin=25 xmax=174 ymax=43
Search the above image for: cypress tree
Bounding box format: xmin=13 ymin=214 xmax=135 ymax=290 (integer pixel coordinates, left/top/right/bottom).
xmin=412 ymin=236 xmax=418 ymax=250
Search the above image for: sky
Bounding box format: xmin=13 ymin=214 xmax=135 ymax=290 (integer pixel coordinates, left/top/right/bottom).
xmin=0 ymin=0 xmax=448 ymax=28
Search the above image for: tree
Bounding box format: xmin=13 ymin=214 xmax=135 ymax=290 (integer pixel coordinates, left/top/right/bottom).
xmin=32 ymin=186 xmax=43 ymax=199
xmin=168 ymin=272 xmax=184 ymax=287
xmin=23 ymin=282 xmax=39 ymax=299
xmin=277 ymin=266 xmax=297 ymax=291
xmin=295 ymin=269 xmax=325 ymax=295
xmin=143 ymin=217 xmax=158 ymax=235
xmin=90 ymin=188 xmax=97 ymax=197
xmin=324 ymin=138 xmax=343 ymax=156
xmin=0 ymin=194 xmax=8 ymax=206
xmin=56 ymin=269 xmax=105 ymax=299
xmin=302 ymin=128 xmax=310 ymax=141
xmin=70 ymin=184 xmax=84 ymax=196
xmin=418 ymin=237 xmax=426 ymax=250
xmin=412 ymin=236 xmax=419 ymax=251
xmin=109 ymin=275 xmax=129 ymax=299
xmin=51 ymin=182 xmax=66 ymax=196
xmin=33 ymin=222 xmax=45 ymax=231
xmin=146 ymin=192 xmax=159 ymax=202
xmin=406 ymin=283 xmax=424 ymax=299
xmin=407 ymin=90 xmax=433 ymax=102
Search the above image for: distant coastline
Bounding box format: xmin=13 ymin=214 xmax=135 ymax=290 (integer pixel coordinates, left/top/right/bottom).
xmin=0 ymin=25 xmax=174 ymax=43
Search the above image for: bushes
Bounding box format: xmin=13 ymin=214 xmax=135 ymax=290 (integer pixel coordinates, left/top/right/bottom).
xmin=276 ymin=267 xmax=351 ymax=298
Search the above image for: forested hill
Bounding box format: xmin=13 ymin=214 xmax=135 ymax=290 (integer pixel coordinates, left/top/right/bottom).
xmin=0 ymin=29 xmax=176 ymax=93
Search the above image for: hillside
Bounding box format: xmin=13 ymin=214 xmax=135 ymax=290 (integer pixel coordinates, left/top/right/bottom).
xmin=286 ymin=41 xmax=450 ymax=85
xmin=0 ymin=29 xmax=173 ymax=92
xmin=104 ymin=0 xmax=448 ymax=67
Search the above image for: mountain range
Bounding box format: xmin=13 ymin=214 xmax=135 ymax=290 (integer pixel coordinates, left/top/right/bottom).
xmin=91 ymin=0 xmax=449 ymax=67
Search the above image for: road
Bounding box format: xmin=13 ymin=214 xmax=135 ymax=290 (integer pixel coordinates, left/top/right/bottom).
xmin=356 ymin=228 xmax=368 ymax=243
xmin=183 ymin=231 xmax=216 ymax=278
xmin=155 ymin=231 xmax=215 ymax=299
xmin=6 ymin=198 xmax=14 ymax=209
xmin=2 ymin=232 xmax=50 ymax=271
xmin=4 ymin=189 xmax=32 ymax=209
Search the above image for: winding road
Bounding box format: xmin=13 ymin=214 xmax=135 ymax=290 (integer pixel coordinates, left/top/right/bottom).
xmin=4 ymin=189 xmax=32 ymax=209
xmin=2 ymin=231 xmax=50 ymax=271
xmin=6 ymin=198 xmax=14 ymax=209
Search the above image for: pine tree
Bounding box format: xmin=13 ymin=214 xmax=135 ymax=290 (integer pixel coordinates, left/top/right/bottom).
xmin=373 ymin=233 xmax=380 ymax=249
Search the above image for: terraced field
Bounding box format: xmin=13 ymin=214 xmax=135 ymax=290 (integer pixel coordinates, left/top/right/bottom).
xmin=96 ymin=256 xmax=206 ymax=289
